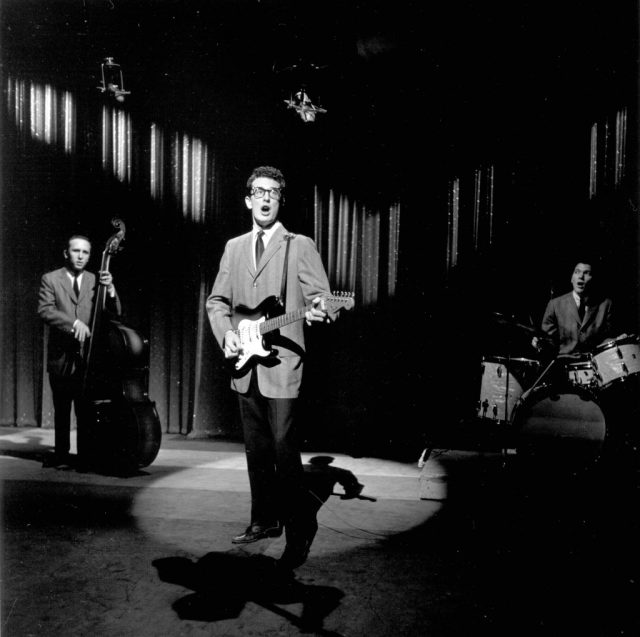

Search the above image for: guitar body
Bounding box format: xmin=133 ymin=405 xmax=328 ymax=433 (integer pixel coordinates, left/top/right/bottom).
xmin=230 ymin=296 xmax=284 ymax=374
xmin=228 ymin=292 xmax=355 ymax=376
xmin=80 ymin=317 xmax=162 ymax=471
xmin=80 ymin=395 xmax=161 ymax=474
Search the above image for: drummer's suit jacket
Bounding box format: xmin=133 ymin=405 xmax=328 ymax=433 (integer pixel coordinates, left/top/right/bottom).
xmin=541 ymin=292 xmax=613 ymax=355
xmin=38 ymin=267 xmax=122 ymax=377
xmin=206 ymin=224 xmax=331 ymax=399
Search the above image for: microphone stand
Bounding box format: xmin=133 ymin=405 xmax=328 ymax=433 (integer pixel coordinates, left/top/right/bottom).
xmin=501 ymin=324 xmax=514 ymax=463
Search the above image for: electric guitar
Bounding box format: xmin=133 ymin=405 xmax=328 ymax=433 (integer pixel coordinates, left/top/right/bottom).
xmin=229 ymin=293 xmax=355 ymax=373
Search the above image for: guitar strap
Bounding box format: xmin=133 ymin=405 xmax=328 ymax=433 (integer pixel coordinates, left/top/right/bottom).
xmin=279 ymin=234 xmax=293 ymax=309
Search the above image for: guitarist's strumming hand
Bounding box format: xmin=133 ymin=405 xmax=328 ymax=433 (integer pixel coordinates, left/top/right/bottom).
xmin=223 ymin=330 xmax=243 ymax=359
xmin=305 ymin=297 xmax=328 ymax=326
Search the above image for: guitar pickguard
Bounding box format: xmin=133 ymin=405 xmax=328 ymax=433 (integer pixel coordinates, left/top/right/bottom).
xmin=235 ymin=315 xmax=273 ymax=370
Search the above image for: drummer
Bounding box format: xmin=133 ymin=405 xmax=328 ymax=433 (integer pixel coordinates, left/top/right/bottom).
xmin=529 ymin=258 xmax=640 ymax=470
xmin=532 ymin=258 xmax=614 ymax=357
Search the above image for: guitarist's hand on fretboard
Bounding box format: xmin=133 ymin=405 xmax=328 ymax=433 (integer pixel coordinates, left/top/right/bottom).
xmin=304 ymin=297 xmax=329 ymax=326
xmin=223 ymin=329 xmax=242 ymax=359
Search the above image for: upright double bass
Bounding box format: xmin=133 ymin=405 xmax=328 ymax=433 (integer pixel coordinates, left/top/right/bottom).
xmin=80 ymin=218 xmax=162 ymax=473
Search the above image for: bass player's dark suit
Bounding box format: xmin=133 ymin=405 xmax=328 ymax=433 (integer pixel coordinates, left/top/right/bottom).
xmin=38 ymin=267 xmax=121 ymax=460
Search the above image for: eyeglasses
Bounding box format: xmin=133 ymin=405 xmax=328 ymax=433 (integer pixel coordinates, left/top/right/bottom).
xmin=250 ymin=187 xmax=282 ymax=201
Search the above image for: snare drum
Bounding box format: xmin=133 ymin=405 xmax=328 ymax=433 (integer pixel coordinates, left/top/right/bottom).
xmin=591 ymin=334 xmax=640 ymax=389
xmin=477 ymin=356 xmax=540 ymax=422
xmin=566 ymin=358 xmax=597 ymax=388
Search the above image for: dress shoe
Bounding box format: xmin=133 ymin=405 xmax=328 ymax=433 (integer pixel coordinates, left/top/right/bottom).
xmin=232 ymin=523 xmax=282 ymax=544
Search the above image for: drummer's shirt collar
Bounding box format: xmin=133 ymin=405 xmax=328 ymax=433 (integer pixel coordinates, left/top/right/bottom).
xmin=572 ymin=291 xmax=584 ymax=306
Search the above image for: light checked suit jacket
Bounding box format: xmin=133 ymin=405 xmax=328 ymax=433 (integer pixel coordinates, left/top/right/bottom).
xmin=206 ymin=224 xmax=331 ymax=398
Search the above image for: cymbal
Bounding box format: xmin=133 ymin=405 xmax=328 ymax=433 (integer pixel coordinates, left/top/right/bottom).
xmin=490 ymin=312 xmax=553 ymax=340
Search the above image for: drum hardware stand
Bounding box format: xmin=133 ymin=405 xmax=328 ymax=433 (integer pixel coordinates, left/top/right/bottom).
xmin=526 ymin=357 xmax=557 ymax=395
xmin=500 ymin=353 xmax=511 ymax=464
xmin=498 ymin=325 xmax=522 ymax=463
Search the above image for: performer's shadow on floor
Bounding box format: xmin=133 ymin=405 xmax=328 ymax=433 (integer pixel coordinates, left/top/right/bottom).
xmin=304 ymin=455 xmax=369 ymax=502
xmin=153 ymin=552 xmax=345 ymax=634
xmin=280 ymin=456 xmax=373 ymax=569
xmin=153 ymin=457 xmax=370 ymax=633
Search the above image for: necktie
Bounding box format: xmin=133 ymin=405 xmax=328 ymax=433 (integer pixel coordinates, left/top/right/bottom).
xmin=255 ymin=230 xmax=265 ymax=266
xmin=578 ymin=297 xmax=585 ymax=320
xmin=73 ymin=275 xmax=80 ymax=298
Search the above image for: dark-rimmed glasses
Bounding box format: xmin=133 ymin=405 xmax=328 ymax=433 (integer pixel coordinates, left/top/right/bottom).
xmin=250 ymin=187 xmax=282 ymax=200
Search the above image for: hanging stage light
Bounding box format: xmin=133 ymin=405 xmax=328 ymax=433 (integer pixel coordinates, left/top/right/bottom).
xmin=97 ymin=57 xmax=131 ymax=103
xmin=283 ymin=87 xmax=327 ymax=123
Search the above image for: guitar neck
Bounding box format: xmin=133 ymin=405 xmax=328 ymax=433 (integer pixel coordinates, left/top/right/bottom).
xmin=260 ymin=306 xmax=307 ymax=335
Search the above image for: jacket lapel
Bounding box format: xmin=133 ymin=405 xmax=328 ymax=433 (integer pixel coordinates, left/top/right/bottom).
xmin=241 ymin=232 xmax=254 ymax=276
xmin=582 ymin=301 xmax=595 ymax=327
xmin=77 ymin=272 xmax=91 ymax=303
xmin=563 ymin=293 xmax=581 ymax=326
xmin=58 ymin=268 xmax=76 ymax=304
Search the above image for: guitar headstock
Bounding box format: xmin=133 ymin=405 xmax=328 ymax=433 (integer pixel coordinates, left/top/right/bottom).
xmin=325 ymin=291 xmax=355 ymax=318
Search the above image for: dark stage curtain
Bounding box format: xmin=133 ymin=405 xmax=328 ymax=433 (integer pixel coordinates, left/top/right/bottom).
xmin=0 ymin=90 xmax=240 ymax=438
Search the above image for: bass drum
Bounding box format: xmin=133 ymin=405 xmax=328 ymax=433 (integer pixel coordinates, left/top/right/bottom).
xmin=512 ymin=384 xmax=607 ymax=470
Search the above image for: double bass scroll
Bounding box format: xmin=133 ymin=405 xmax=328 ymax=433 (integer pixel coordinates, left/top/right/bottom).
xmin=79 ymin=218 xmax=162 ymax=472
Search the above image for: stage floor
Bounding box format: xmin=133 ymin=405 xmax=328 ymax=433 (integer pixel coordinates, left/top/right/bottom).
xmin=2 ymin=426 xmax=639 ymax=636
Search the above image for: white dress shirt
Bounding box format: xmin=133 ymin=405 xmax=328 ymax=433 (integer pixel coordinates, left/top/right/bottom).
xmin=252 ymin=221 xmax=281 ymax=269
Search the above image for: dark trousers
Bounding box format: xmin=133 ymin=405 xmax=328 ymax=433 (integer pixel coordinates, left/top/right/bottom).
xmin=49 ymin=373 xmax=84 ymax=459
xmin=237 ymin=372 xmax=304 ymax=527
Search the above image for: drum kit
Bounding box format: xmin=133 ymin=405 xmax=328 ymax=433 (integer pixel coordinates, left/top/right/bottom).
xmin=478 ymin=315 xmax=640 ymax=469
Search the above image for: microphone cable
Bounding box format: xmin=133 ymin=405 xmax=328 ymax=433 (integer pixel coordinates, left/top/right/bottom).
xmin=304 ymin=487 xmax=408 ymax=541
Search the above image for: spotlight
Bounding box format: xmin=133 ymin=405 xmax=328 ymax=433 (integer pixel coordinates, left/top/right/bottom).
xmin=97 ymin=57 xmax=131 ymax=102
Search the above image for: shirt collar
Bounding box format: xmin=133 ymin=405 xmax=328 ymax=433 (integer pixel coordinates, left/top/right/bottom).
xmin=572 ymin=291 xmax=586 ymax=306
xmin=253 ymin=221 xmax=281 ymax=244
xmin=65 ymin=270 xmax=84 ymax=282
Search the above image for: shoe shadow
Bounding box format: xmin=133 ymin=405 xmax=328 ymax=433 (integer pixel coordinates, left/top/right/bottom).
xmin=153 ymin=552 xmax=345 ymax=634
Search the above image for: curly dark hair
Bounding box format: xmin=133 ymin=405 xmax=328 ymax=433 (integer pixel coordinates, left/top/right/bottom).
xmin=246 ymin=165 xmax=286 ymax=191
xmin=570 ymin=255 xmax=600 ymax=274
